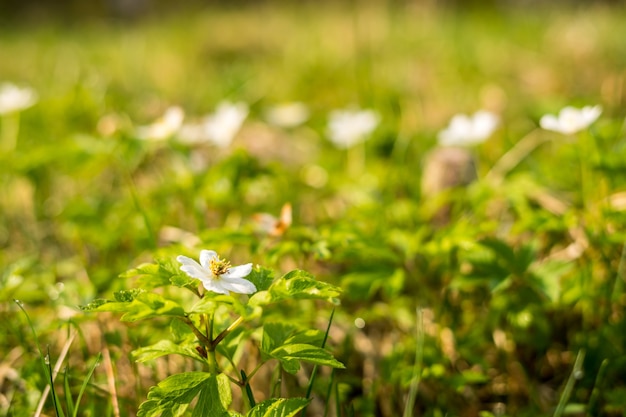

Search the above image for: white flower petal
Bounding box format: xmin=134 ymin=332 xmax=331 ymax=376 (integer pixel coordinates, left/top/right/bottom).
xmin=581 ymin=105 xmax=602 ymax=125
xmin=327 ymin=109 xmax=379 ymax=149
xmin=219 ymin=276 xmax=257 ymax=294
xmin=199 ymin=250 xmax=219 ymax=269
xmin=539 ymin=115 xmax=561 ymax=132
xmin=438 ymin=111 xmax=498 ymax=147
xmin=0 ymin=83 xmax=38 ymax=114
xmin=540 ymin=105 xmax=601 ymax=135
xmin=222 ymin=263 xmax=253 ymax=279
xmin=177 ymin=255 xmax=210 ymax=282
xmin=202 ymin=279 xmax=231 ymax=295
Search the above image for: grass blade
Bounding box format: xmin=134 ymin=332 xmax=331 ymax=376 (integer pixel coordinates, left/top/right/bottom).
xmin=72 ymin=353 xmax=102 ymax=417
xmin=64 ymin=367 xmax=74 ymax=416
xmin=403 ymin=308 xmax=424 ymax=417
xmin=322 ymin=368 xmax=336 ymax=417
xmin=301 ymin=307 xmax=335 ymax=417
xmin=553 ymin=349 xmax=585 ymax=417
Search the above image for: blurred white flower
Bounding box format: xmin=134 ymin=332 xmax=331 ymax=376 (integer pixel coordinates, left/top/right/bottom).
xmin=0 ymin=83 xmax=38 ymax=115
xmin=327 ymin=109 xmax=380 ymax=149
xmin=136 ymin=106 xmax=184 ymax=140
xmin=179 ymin=101 xmax=248 ymax=147
xmin=438 ymin=110 xmax=499 ymax=147
xmin=264 ymin=102 xmax=310 ymax=128
xmin=539 ymin=105 xmax=601 ymax=135
xmin=177 ymin=250 xmax=256 ymax=295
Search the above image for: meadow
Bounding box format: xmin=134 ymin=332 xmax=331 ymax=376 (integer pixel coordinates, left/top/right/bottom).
xmin=2 ymin=2 xmax=626 ymax=416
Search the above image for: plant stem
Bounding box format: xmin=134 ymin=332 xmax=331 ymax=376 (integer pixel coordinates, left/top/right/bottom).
xmin=0 ymin=112 xmax=20 ymax=152
xmin=553 ymin=349 xmax=585 ymax=417
xmin=302 ymin=308 xmax=336 ymax=417
xmin=207 ymin=348 xmax=219 ymax=375
xmin=240 ymin=369 xmax=256 ymax=408
xmin=403 ymin=308 xmax=424 ymax=417
xmin=485 ymin=129 xmax=547 ymax=184
xmin=180 ymin=316 xmax=211 ymax=347
xmin=212 ymin=316 xmax=244 ymax=349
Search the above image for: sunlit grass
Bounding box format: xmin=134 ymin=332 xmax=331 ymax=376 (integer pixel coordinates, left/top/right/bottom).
xmin=2 ymin=2 xmax=626 ymax=416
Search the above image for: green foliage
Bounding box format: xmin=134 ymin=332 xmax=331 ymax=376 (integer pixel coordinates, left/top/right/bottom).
xmin=261 ymin=322 xmax=344 ymax=373
xmin=247 ymin=398 xmax=311 ymax=417
xmin=137 ymin=373 xmax=231 ymax=417
xmin=4 ymin=3 xmax=626 ymax=417
xmin=249 ymin=270 xmax=342 ymax=307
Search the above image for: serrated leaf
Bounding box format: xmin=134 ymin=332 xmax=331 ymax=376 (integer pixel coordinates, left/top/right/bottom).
xmin=270 ymin=343 xmax=345 ymax=374
xmin=246 ymin=266 xmax=275 ymax=292
xmin=114 ymin=288 xmax=144 ymax=302
xmin=123 ymin=258 xmax=195 ymax=290
xmin=247 ymin=398 xmax=311 ymax=417
xmin=285 ymin=328 xmax=325 ymax=347
xmin=121 ymin=263 xmax=170 ymax=289
xmin=188 ymin=294 xmax=254 ymax=318
xmin=250 ymin=270 xmax=341 ymax=307
xmin=261 ymin=323 xmax=299 ymax=358
xmin=118 ymin=292 xmax=185 ymax=322
xmin=137 ymin=372 xmax=212 ymax=417
xmin=170 ymin=318 xmax=194 ymax=342
xmin=132 ymin=339 xmax=204 ymax=363
xmin=79 ymin=298 xmax=114 ymax=311
xmin=191 ymin=373 xmax=232 ymax=417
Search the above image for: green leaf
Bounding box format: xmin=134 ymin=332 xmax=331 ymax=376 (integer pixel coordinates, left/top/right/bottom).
xmin=270 ymin=344 xmax=345 ymax=374
xmin=137 ymin=373 xmax=232 ymax=417
xmin=216 ymin=326 xmax=247 ymax=363
xmin=250 ymin=270 xmax=342 ymax=307
xmin=170 ymin=318 xmax=194 ymax=343
xmin=114 ymin=288 xmax=144 ymax=302
xmin=132 ymin=339 xmax=204 ymax=363
xmin=247 ymin=398 xmax=311 ymax=417
xmin=86 ymin=292 xmax=185 ymax=322
xmin=122 ymin=258 xmax=195 ymax=290
xmin=122 ymin=292 xmax=185 ymax=321
xmin=285 ymin=328 xmax=325 ymax=347
xmin=261 ymin=323 xmax=299 ymax=358
xmin=188 ymin=294 xmax=255 ymax=318
xmin=137 ymin=372 xmax=211 ymax=417
xmin=530 ymin=260 xmax=573 ymax=303
xmin=246 ymin=266 xmax=275 ymax=292
xmin=191 ymin=373 xmax=232 ymax=417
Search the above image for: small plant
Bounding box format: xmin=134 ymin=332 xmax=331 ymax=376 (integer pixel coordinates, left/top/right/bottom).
xmin=82 ymin=249 xmax=344 ymax=416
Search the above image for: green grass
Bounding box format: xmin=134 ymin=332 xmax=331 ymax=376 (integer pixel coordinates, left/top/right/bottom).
xmin=2 ymin=2 xmax=626 ymax=416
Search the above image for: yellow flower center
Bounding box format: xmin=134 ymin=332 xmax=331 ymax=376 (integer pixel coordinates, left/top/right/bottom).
xmin=209 ymin=257 xmax=231 ymax=277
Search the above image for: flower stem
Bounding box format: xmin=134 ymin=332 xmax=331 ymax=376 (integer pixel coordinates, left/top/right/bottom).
xmin=484 ymin=129 xmax=548 ymax=184
xmin=180 ymin=316 xmax=211 ymax=348
xmin=206 ymin=347 xmax=219 ymax=375
xmin=0 ymin=113 xmax=20 ymax=152
xmin=212 ymin=316 xmax=244 ymax=349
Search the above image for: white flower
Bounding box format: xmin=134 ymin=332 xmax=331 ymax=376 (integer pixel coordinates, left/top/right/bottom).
xmin=264 ymin=102 xmax=309 ymax=128
xmin=438 ymin=110 xmax=499 ymax=147
xmin=137 ymin=106 xmax=184 ymax=140
xmin=179 ymin=101 xmax=248 ymax=147
xmin=539 ymin=105 xmax=601 ymax=135
xmin=0 ymin=83 xmax=38 ymax=115
xmin=327 ymin=109 xmax=380 ymax=149
xmin=177 ymin=250 xmax=256 ymax=295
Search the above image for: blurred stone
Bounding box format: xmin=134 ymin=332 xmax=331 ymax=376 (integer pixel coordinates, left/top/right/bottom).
xmin=421 ymin=146 xmax=477 ymax=197
xmin=421 ymin=146 xmax=477 ymax=225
